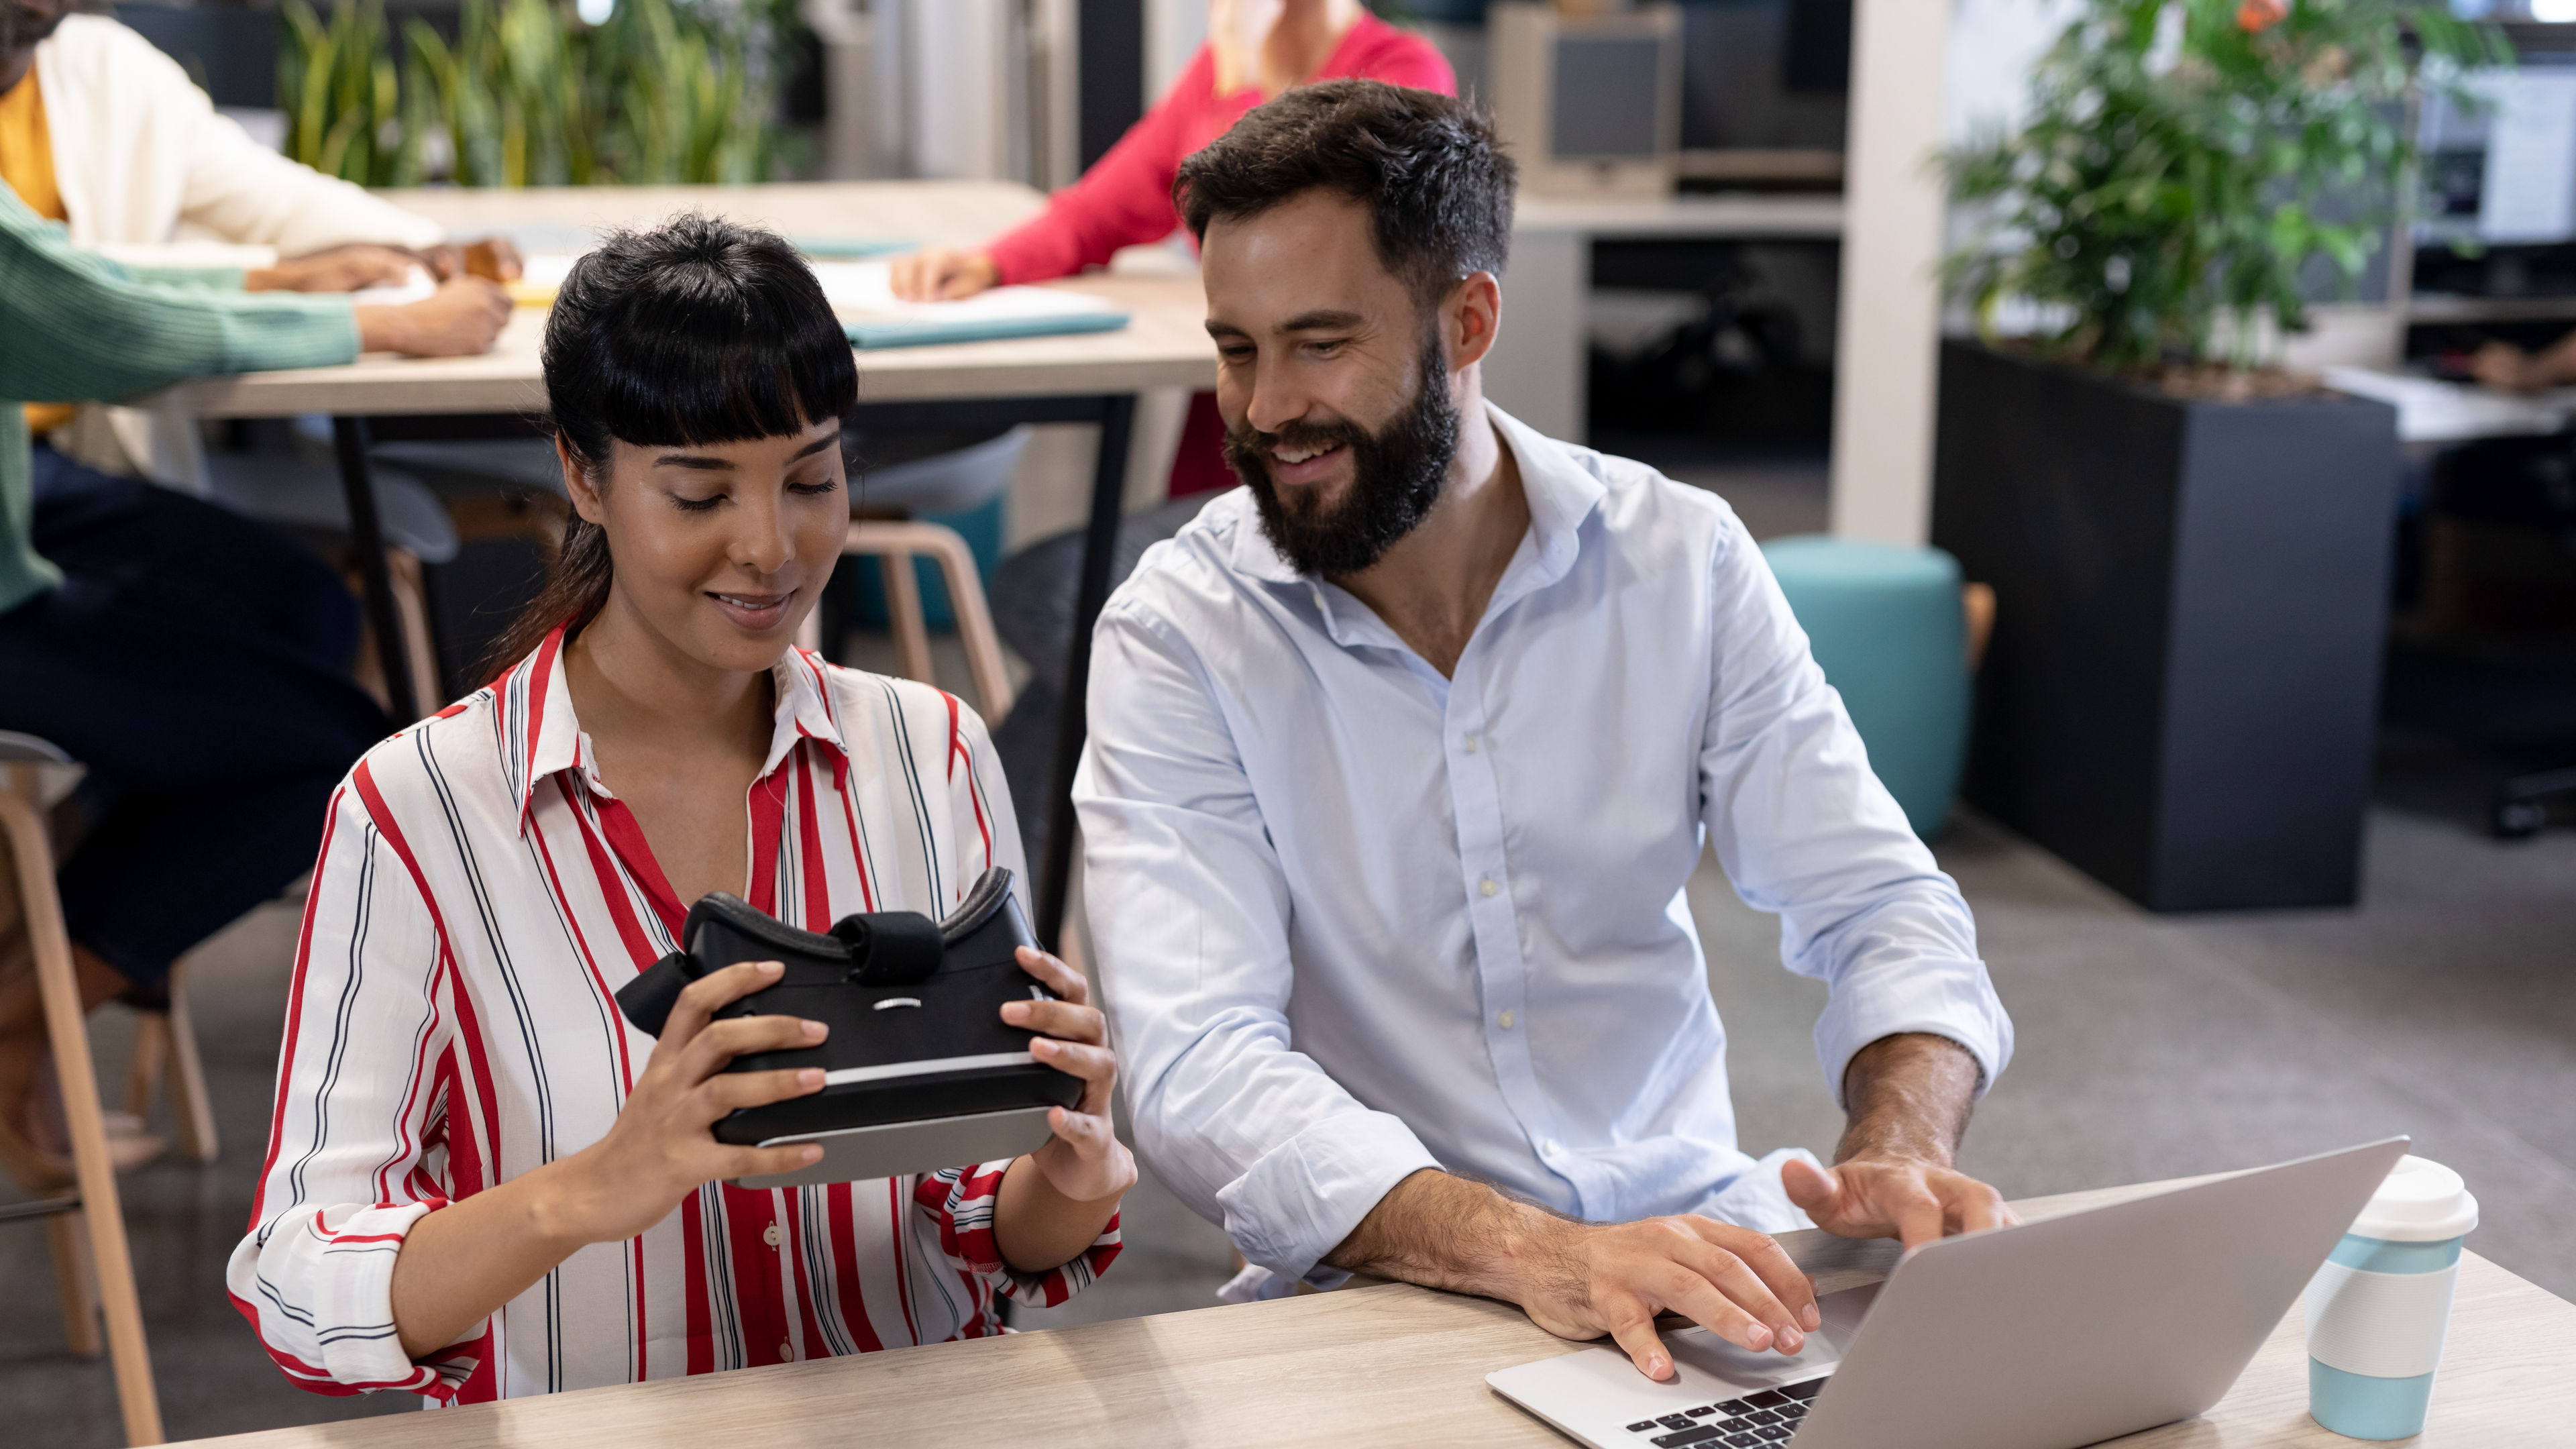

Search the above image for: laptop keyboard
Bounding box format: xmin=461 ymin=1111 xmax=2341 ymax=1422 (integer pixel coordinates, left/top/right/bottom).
xmin=1621 ymin=1376 xmax=1827 ymax=1447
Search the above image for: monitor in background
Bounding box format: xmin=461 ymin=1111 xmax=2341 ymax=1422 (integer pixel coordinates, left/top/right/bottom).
xmin=1450 ymin=0 xmax=1845 ymax=195
xmin=2418 ymin=62 xmax=2576 ymax=250
xmin=1487 ymin=1 xmax=1684 ymax=199
xmin=2415 ymin=56 xmax=2576 ymax=301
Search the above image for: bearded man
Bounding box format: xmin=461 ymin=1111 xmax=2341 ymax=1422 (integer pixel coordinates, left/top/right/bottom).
xmin=1073 ymin=80 xmax=2019 ymax=1379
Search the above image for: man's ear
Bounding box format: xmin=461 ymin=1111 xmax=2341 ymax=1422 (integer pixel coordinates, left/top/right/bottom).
xmin=558 ymin=434 xmax=606 ymax=525
xmin=1446 ymin=271 xmax=1503 ymax=372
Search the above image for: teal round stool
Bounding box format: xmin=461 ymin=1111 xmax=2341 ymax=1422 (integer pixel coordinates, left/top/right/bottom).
xmin=1759 ymin=535 xmax=1971 ymax=838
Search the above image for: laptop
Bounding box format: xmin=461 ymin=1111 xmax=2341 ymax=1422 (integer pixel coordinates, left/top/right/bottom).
xmin=1487 ymin=1138 xmax=2408 ymax=1449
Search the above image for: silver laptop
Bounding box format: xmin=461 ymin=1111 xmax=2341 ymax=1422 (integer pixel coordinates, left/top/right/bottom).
xmin=1488 ymin=1138 xmax=2408 ymax=1449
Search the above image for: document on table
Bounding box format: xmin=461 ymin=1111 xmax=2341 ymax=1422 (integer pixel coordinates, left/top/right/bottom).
xmin=497 ymin=256 xmax=1130 ymax=347
xmin=2320 ymin=365 xmax=2576 ymax=443
xmin=808 ymin=261 xmax=1132 ymax=349
xmin=350 ymin=266 xmax=438 ymax=307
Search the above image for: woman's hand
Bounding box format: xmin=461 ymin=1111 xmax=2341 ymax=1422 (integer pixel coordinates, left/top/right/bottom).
xmin=1002 ymin=946 xmax=1137 ymax=1207
xmin=354 ymin=278 xmax=513 ymax=357
xmin=390 ymin=959 xmax=826 ymax=1356
xmin=418 ymin=235 xmax=527 ymax=284
xmin=2469 ymin=341 xmax=2541 ymax=394
xmin=245 ymin=244 xmax=419 ymax=294
xmin=889 ymin=248 xmax=1000 ymax=302
xmin=543 ymin=960 xmax=829 ymax=1246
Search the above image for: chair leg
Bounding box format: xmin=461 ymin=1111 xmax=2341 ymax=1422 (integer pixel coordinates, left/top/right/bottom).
xmin=915 ymin=525 xmax=1017 ymax=720
xmin=388 ymin=547 xmax=443 ymax=717
xmin=1962 ymin=582 xmax=1996 ymax=674
xmin=876 ymin=545 xmax=937 ymax=688
xmin=162 ymin=963 xmax=217 ymax=1164
xmin=846 ymin=523 xmax=1016 ymax=718
xmin=0 ymin=793 xmax=164 ymax=1444
xmin=48 ymin=1208 xmax=104 ymax=1357
xmin=125 ymin=1012 xmax=169 ymax=1123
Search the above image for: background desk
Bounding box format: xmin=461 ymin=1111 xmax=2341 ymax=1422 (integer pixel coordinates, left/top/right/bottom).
xmin=1487 ymin=194 xmax=1846 ymax=445
xmin=170 ymin=1175 xmax=2575 ymax=1448
xmin=166 ymin=180 xmax=1218 ymax=943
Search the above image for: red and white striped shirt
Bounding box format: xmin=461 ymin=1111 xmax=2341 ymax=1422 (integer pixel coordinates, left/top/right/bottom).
xmin=228 ymin=629 xmax=1119 ymax=1404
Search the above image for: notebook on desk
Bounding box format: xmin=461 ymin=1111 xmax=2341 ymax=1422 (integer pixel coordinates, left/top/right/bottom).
xmin=811 ymin=261 xmax=1133 ymax=350
xmin=489 ymin=252 xmax=1135 ymax=346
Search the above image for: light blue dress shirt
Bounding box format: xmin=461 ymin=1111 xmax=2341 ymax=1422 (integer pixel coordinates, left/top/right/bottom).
xmin=1075 ymin=405 xmax=2013 ymax=1293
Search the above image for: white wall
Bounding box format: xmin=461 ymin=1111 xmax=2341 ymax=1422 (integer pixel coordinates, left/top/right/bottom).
xmin=908 ymin=0 xmax=1021 ymax=181
xmin=1945 ymin=0 xmax=2078 ymax=146
xmin=1146 ymin=0 xmax=1209 ymax=107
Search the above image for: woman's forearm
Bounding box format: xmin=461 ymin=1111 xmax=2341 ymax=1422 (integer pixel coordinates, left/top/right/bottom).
xmin=991 ymin=1153 xmax=1126 ymax=1274
xmin=387 ymin=1158 xmax=596 ymax=1358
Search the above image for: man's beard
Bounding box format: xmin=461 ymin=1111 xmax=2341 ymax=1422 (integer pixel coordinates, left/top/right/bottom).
xmin=1224 ymin=329 xmax=1460 ymax=578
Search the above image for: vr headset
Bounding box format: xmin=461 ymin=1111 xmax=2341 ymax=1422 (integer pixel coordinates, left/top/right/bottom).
xmin=615 ymin=867 xmax=1081 ymax=1189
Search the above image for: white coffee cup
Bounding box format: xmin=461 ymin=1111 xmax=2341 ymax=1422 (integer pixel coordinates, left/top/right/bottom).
xmin=2303 ymin=1155 xmax=2479 ymax=1440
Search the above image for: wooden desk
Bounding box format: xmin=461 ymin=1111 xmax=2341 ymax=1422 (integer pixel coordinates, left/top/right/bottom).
xmin=172 ymin=1177 xmax=2575 ymax=1448
xmin=166 ymin=181 xmax=1218 ymax=942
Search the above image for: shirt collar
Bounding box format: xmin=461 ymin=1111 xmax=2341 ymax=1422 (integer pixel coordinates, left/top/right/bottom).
xmin=1228 ymin=399 xmax=1608 ymax=602
xmin=506 ymin=627 xmax=851 ymax=830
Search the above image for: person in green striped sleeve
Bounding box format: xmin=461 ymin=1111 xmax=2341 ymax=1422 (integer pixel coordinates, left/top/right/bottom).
xmin=0 ymin=168 xmax=509 ymax=1191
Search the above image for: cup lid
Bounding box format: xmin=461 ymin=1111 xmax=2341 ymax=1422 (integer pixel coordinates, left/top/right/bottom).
xmin=2349 ymin=1155 xmax=2479 ymax=1242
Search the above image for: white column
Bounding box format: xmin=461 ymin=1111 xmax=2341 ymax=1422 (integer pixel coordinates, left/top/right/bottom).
xmin=1145 ymin=0 xmax=1209 ymax=103
xmin=1829 ymin=0 xmax=1954 ymax=545
xmin=908 ymin=0 xmax=1019 ymax=181
xmin=1487 ymin=228 xmax=1586 ymax=443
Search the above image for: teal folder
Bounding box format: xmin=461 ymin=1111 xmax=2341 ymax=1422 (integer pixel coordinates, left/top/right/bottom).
xmin=793 ymin=237 xmax=914 ymax=259
xmin=843 ymin=310 xmax=1132 ymax=350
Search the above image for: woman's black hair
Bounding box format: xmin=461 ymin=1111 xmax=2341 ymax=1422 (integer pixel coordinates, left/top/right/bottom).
xmin=483 ymin=213 xmax=859 ymax=676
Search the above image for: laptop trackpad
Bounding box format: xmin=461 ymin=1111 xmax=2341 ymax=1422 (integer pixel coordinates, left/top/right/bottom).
xmin=1484 ymin=1282 xmax=1884 ymax=1440
xmin=1666 ymin=1281 xmax=1879 ymax=1387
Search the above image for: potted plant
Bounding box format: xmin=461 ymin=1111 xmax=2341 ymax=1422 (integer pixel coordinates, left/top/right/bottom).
xmin=278 ymin=0 xmax=796 ymax=188
xmin=1931 ymin=0 xmax=2506 ymax=911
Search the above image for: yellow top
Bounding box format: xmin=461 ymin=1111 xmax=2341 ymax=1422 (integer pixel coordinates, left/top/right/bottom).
xmin=0 ymin=69 xmax=76 ymax=438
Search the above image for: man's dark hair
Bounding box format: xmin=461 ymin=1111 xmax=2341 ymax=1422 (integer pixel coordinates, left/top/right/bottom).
xmin=1175 ymin=79 xmax=1516 ymax=311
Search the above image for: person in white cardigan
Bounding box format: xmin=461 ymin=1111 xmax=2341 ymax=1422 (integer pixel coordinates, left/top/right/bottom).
xmin=10 ymin=3 xmax=517 ymax=484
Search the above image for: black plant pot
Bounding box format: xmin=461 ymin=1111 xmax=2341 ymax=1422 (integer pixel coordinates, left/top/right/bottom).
xmin=1931 ymin=340 xmax=2401 ymax=912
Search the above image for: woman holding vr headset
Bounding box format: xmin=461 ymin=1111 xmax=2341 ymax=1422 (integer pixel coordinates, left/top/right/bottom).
xmin=227 ymin=216 xmax=1133 ymax=1403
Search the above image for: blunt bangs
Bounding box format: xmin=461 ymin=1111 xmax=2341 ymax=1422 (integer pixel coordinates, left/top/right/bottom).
xmin=541 ymin=213 xmax=858 ymax=459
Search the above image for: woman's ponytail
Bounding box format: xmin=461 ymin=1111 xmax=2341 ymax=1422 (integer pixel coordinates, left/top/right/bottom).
xmin=478 ymin=464 xmax=616 ymax=681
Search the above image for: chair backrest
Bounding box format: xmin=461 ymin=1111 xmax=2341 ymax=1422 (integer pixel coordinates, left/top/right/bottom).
xmin=856 ymin=426 xmax=1033 ymax=515
xmin=0 ymin=731 xmax=74 ymax=766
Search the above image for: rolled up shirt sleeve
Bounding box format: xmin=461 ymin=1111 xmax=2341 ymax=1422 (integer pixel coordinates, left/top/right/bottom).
xmin=1076 ymin=600 xmax=1441 ymax=1285
xmin=914 ymin=1160 xmax=1122 ymax=1310
xmin=225 ymin=782 xmax=476 ymax=1401
xmin=1693 ymin=509 xmax=2015 ymax=1106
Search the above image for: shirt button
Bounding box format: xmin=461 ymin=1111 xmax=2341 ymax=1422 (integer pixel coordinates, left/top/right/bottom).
xmin=1479 ymin=877 xmax=1499 ymax=898
xmin=762 ymin=1224 xmax=782 ymax=1248
xmin=1545 ymin=1140 xmax=1561 ymax=1155
xmin=779 ymin=1341 xmax=796 ymax=1361
xmin=1497 ymin=1010 xmax=1515 ymax=1030
xmin=1464 ymin=734 xmax=1480 ymax=753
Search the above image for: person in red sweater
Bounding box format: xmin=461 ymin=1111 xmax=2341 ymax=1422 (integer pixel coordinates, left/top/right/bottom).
xmin=890 ymin=0 xmax=1454 ymax=495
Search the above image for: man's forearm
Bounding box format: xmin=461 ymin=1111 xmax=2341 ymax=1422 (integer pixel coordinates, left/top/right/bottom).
xmin=1324 ymin=1168 xmax=1573 ymax=1302
xmin=1833 ymin=1032 xmax=1982 ymax=1167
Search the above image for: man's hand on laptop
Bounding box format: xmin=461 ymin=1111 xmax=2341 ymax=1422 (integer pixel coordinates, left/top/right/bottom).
xmin=1783 ymin=1032 xmax=2016 ymax=1250
xmin=1326 ymin=1169 xmax=1820 ymax=1383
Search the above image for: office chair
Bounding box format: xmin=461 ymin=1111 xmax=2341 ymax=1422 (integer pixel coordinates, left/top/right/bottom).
xmin=2418 ymin=434 xmax=2576 ymax=839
